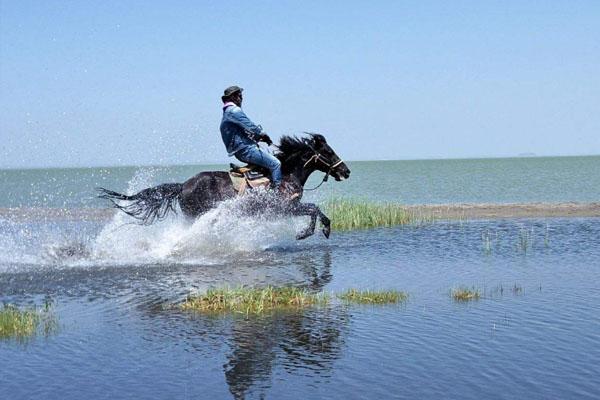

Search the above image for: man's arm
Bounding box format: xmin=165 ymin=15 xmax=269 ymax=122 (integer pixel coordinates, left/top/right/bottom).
xmin=228 ymin=107 xmax=264 ymax=141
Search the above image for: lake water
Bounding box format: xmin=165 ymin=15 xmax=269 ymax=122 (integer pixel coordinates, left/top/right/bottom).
xmin=1 ymin=155 xmax=599 ymax=208
xmin=1 ymin=156 xmax=599 ymax=399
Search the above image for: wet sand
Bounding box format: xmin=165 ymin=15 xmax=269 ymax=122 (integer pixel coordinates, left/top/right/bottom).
xmin=404 ymin=202 xmax=600 ymax=220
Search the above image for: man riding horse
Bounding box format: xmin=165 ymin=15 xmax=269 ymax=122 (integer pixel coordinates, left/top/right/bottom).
xmin=220 ymin=85 xmax=282 ymax=190
xmin=98 ymin=88 xmax=351 ymax=239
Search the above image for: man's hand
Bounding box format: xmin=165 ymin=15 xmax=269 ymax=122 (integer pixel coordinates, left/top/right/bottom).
xmin=259 ymin=134 xmax=273 ymax=146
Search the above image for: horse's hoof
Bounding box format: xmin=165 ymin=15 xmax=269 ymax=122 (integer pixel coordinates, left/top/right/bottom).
xmin=322 ymin=226 xmax=330 ymax=239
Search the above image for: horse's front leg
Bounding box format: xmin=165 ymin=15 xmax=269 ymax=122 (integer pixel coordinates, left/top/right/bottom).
xmin=290 ymin=203 xmax=331 ymax=240
xmin=318 ymin=210 xmax=331 ymax=239
xmin=290 ymin=203 xmax=318 ymax=240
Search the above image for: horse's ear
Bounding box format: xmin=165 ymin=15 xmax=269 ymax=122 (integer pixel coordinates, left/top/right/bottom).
xmin=312 ymin=134 xmax=326 ymax=145
xmin=304 ymin=132 xmax=325 ymax=145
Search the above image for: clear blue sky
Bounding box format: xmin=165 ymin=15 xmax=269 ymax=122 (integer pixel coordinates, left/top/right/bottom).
xmin=1 ymin=0 xmax=599 ymax=168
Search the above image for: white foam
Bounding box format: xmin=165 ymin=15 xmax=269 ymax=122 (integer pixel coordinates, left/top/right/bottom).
xmin=91 ymin=197 xmax=298 ymax=265
xmin=85 ymin=169 xmax=302 ymax=265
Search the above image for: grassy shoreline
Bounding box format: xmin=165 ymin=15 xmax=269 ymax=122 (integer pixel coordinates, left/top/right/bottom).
xmin=324 ymin=198 xmax=429 ymax=231
xmin=324 ymin=198 xmax=600 ymax=231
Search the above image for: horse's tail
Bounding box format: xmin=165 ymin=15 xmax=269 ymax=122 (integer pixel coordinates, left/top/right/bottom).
xmin=97 ymin=183 xmax=183 ymax=225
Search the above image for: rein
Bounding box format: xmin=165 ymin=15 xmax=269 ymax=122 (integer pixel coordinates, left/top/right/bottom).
xmin=302 ymin=152 xmax=344 ymax=191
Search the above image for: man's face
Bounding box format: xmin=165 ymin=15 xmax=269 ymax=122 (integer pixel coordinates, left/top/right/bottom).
xmin=233 ymin=92 xmax=243 ymax=107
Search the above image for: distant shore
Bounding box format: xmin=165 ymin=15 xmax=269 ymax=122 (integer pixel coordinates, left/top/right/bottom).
xmin=1 ymin=202 xmax=599 ymax=223
xmin=404 ymin=202 xmax=600 ymax=220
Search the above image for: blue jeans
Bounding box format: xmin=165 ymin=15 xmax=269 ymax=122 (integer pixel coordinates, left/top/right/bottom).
xmin=235 ymin=145 xmax=282 ymax=187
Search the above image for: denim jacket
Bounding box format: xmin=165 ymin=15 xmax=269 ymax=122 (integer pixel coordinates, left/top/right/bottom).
xmin=220 ymin=104 xmax=264 ymax=156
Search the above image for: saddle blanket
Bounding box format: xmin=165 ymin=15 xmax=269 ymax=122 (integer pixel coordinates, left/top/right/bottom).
xmin=229 ymin=171 xmax=270 ymax=195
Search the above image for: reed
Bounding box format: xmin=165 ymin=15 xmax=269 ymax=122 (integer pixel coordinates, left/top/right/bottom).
xmin=0 ymin=304 xmax=57 ymax=340
xmin=452 ymin=287 xmax=481 ymax=302
xmin=324 ymin=198 xmax=425 ymax=231
xmin=492 ymin=283 xmax=524 ymax=297
xmin=337 ymin=289 xmax=408 ymax=304
xmin=517 ymin=227 xmax=533 ymax=253
xmin=511 ymin=284 xmax=523 ymax=294
xmin=180 ymin=286 xmax=330 ymax=314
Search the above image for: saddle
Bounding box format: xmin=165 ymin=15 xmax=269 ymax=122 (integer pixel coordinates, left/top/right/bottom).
xmin=229 ymin=163 xmax=271 ymax=195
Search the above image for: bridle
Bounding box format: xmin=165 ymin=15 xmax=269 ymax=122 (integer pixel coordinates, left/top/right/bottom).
xmin=302 ymin=150 xmax=345 ymax=191
xmin=303 ymin=152 xmax=344 ymax=170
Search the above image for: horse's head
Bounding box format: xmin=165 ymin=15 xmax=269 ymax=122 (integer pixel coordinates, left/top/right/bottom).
xmin=303 ymin=133 xmax=351 ymax=181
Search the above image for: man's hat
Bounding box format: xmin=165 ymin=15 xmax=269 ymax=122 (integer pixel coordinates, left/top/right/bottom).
xmin=222 ymin=85 xmax=243 ymax=99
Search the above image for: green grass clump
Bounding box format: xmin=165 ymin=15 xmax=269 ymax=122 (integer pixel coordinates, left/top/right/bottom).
xmin=180 ymin=286 xmax=330 ymax=315
xmin=324 ymin=198 xmax=419 ymax=231
xmin=452 ymin=287 xmax=481 ymax=302
xmin=0 ymin=304 xmax=57 ymax=341
xmin=337 ymin=289 xmax=408 ymax=304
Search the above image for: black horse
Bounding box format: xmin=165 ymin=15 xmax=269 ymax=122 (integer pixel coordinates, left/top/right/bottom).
xmin=98 ymin=133 xmax=351 ymax=240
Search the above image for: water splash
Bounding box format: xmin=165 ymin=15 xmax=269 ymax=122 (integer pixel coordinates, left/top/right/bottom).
xmin=91 ymin=198 xmax=298 ymax=265
xmin=0 ymin=168 xmax=304 ymax=270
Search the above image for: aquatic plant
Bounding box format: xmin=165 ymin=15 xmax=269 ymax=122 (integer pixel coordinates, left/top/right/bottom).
xmin=493 ymin=283 xmax=524 ymax=296
xmin=180 ymin=286 xmax=330 ymax=315
xmin=0 ymin=303 xmax=57 ymax=341
xmin=180 ymin=287 xmax=412 ymax=314
xmin=451 ymin=287 xmax=481 ymax=302
xmin=482 ymin=230 xmax=492 ymax=254
xmin=517 ymin=227 xmax=534 ymax=253
xmin=337 ymin=289 xmax=408 ymax=304
xmin=324 ymin=198 xmax=428 ymax=231
xmin=511 ymin=284 xmax=523 ymax=294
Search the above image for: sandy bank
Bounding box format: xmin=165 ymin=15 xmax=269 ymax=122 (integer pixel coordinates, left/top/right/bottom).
xmin=404 ymin=202 xmax=600 ymax=220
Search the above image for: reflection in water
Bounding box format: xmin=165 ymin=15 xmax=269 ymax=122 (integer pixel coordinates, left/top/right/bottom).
xmin=1 ymin=231 xmax=348 ymax=400
xmin=295 ymin=249 xmax=333 ymax=291
xmin=225 ymin=307 xmax=349 ymax=400
xmin=118 ymin=248 xmax=346 ymax=400
xmin=225 ymin=317 xmax=278 ymax=399
xmin=221 ymin=249 xmax=346 ymax=399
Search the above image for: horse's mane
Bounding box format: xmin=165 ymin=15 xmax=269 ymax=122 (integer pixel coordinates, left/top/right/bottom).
xmin=274 ymin=135 xmax=313 ymax=164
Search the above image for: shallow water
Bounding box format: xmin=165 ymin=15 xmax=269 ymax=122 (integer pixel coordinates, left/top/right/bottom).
xmin=1 ymin=205 xmax=599 ymax=399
